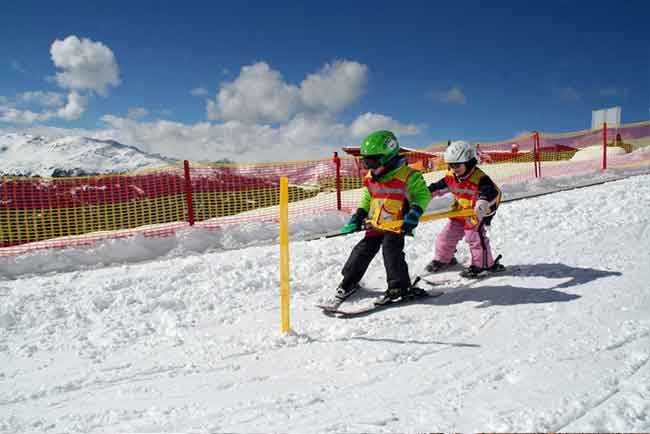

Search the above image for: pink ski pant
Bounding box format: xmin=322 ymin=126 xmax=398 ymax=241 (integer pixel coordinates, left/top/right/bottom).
xmin=435 ymin=218 xmax=494 ymax=268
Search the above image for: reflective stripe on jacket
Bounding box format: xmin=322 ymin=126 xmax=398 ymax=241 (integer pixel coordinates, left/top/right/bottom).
xmin=445 ymin=167 xmax=502 ymax=228
xmin=364 ymin=165 xmax=415 ymax=228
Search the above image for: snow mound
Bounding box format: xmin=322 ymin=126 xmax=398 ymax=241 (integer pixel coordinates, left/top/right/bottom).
xmin=570 ymin=144 xmax=627 ymax=161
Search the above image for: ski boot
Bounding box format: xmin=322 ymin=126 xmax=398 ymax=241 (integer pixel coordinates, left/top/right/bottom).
xmin=317 ymin=282 xmax=361 ymax=311
xmin=375 ymin=278 xmax=428 ymax=305
xmin=335 ymin=282 xmax=360 ymax=301
xmin=424 ymin=257 xmax=458 ymax=273
xmin=375 ymin=287 xmax=408 ymax=305
xmin=459 ymin=255 xmax=505 ymax=279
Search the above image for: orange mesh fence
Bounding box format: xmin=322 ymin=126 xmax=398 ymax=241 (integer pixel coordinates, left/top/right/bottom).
xmin=601 ymin=121 xmax=650 ymax=171
xmin=188 ymin=158 xmax=359 ymax=229
xmin=0 ymin=164 xmax=190 ymax=254
xmin=537 ymin=121 xmax=650 ymax=176
xmin=1 ymin=122 xmax=648 ymax=256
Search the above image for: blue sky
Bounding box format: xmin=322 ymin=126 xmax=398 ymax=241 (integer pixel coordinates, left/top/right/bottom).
xmin=1 ymin=1 xmax=648 ymax=162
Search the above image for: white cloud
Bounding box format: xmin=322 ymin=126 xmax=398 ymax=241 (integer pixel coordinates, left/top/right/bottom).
xmin=300 ymin=60 xmax=367 ymax=112
xmin=0 ymin=108 xmax=44 ymax=124
xmin=279 ymin=114 xmax=349 ymax=148
xmin=349 ymin=112 xmax=421 ymax=138
xmin=190 ymin=87 xmax=209 ymax=97
xmin=127 ymin=107 xmax=150 ymax=119
xmin=207 ymin=60 xmax=367 ymax=124
xmin=94 ymin=115 xmax=321 ymax=161
xmin=0 ymin=92 xmax=86 ymax=123
xmin=4 ymin=53 xmax=422 ymax=162
xmin=0 ymin=36 xmax=118 ymax=125
xmin=433 ymin=87 xmax=467 ymax=105
xmin=56 ymin=92 xmax=87 ymax=120
xmin=207 ymin=62 xmax=301 ymax=124
xmin=18 ymin=91 xmax=65 ymax=108
xmin=50 ymin=35 xmax=120 ymax=95
xmin=85 ymin=110 xmax=420 ymax=163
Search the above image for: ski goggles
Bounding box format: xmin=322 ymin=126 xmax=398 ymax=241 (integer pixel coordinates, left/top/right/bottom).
xmin=448 ymin=162 xmax=464 ymax=169
xmin=361 ymin=155 xmax=382 ymax=169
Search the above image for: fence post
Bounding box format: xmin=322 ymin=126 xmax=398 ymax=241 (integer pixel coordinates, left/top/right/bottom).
xmin=532 ymin=132 xmax=538 ymax=178
xmin=602 ymin=122 xmax=607 ymax=170
xmin=536 ymin=131 xmax=542 ymax=178
xmin=333 ymin=152 xmax=342 ymax=211
xmin=532 ymin=132 xmax=540 ymax=178
xmin=183 ymin=160 xmax=195 ymax=226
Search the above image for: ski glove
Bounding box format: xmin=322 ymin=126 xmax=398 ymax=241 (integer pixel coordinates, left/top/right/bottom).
xmin=340 ymin=208 xmax=368 ymax=234
xmin=474 ymin=199 xmax=490 ymax=220
xmin=428 ymin=182 xmax=447 ymax=198
xmin=402 ymin=205 xmax=423 ymax=235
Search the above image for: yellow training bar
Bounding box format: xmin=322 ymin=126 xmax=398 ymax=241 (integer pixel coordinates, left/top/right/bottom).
xmin=371 ymin=208 xmax=476 ymax=233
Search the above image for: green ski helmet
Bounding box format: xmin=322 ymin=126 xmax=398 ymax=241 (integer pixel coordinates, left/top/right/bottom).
xmin=360 ymin=130 xmax=400 ymax=167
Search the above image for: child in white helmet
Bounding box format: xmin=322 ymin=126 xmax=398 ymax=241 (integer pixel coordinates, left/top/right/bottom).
xmin=426 ymin=140 xmax=504 ymax=278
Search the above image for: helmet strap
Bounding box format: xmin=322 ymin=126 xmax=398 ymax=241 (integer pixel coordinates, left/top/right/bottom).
xmin=464 ymin=157 xmax=478 ymax=172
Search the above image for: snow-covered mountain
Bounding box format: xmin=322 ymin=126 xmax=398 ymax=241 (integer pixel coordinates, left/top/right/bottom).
xmin=0 ymin=133 xmax=176 ymax=177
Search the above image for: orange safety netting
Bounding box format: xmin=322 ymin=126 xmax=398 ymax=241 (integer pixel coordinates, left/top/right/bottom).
xmin=1 ymin=121 xmax=649 ymax=256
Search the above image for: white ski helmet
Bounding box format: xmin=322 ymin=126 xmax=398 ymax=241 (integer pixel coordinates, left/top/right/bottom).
xmin=444 ymin=140 xmax=476 ymax=164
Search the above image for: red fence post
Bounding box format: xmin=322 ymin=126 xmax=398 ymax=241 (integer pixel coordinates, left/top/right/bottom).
xmin=333 ymin=152 xmax=342 ymax=211
xmin=183 ymin=160 xmax=195 ymax=226
xmin=602 ymin=122 xmax=607 ymax=170
xmin=533 ymin=131 xmax=538 ymax=178
xmin=535 ymin=131 xmax=542 ymax=178
xmin=532 ymin=132 xmax=539 ymax=178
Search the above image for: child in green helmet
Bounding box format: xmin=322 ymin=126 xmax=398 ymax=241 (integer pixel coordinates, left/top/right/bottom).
xmin=335 ymin=130 xmax=432 ymax=302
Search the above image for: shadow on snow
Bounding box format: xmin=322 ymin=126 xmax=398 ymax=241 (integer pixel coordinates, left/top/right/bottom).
xmin=426 ymin=262 xmax=621 ymax=308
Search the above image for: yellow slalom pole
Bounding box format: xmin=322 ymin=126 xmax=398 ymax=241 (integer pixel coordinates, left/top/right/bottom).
xmin=279 ymin=176 xmax=291 ymax=334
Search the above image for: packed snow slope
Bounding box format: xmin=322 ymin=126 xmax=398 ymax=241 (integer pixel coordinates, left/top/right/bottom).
xmin=0 ymin=174 xmax=649 ymax=433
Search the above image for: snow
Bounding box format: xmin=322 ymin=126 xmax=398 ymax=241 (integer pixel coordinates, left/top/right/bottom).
xmin=0 ymin=165 xmax=649 ymax=432
xmin=570 ymin=144 xmax=627 ymax=161
xmin=0 ymin=133 xmax=174 ymax=177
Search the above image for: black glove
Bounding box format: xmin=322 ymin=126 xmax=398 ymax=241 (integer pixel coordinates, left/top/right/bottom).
xmin=402 ymin=205 xmax=423 ymax=235
xmin=427 ymin=183 xmax=436 ymax=193
xmin=340 ymin=208 xmax=368 ymax=234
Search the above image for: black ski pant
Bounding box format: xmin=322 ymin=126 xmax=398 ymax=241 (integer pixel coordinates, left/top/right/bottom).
xmin=340 ymin=232 xmax=411 ymax=291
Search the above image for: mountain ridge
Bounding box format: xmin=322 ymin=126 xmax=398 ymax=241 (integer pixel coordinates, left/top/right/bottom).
xmin=0 ymin=133 xmax=232 ymax=177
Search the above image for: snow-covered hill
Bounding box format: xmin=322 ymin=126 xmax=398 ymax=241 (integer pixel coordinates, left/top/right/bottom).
xmin=0 ymin=133 xmax=175 ymax=177
xmin=0 ymin=174 xmax=648 ymax=433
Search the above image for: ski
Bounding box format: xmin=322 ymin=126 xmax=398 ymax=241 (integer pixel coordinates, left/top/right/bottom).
xmin=323 ymin=288 xmax=444 ymax=318
xmin=420 ymin=272 xmax=503 ymax=289
xmin=418 ymin=255 xmax=507 ymax=282
xmin=315 ymin=297 xmax=346 ymax=312
xmin=419 ymin=264 xmax=517 ymax=290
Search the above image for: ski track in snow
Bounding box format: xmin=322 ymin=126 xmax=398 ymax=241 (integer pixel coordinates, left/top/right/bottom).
xmin=0 ymin=175 xmax=649 ymax=432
